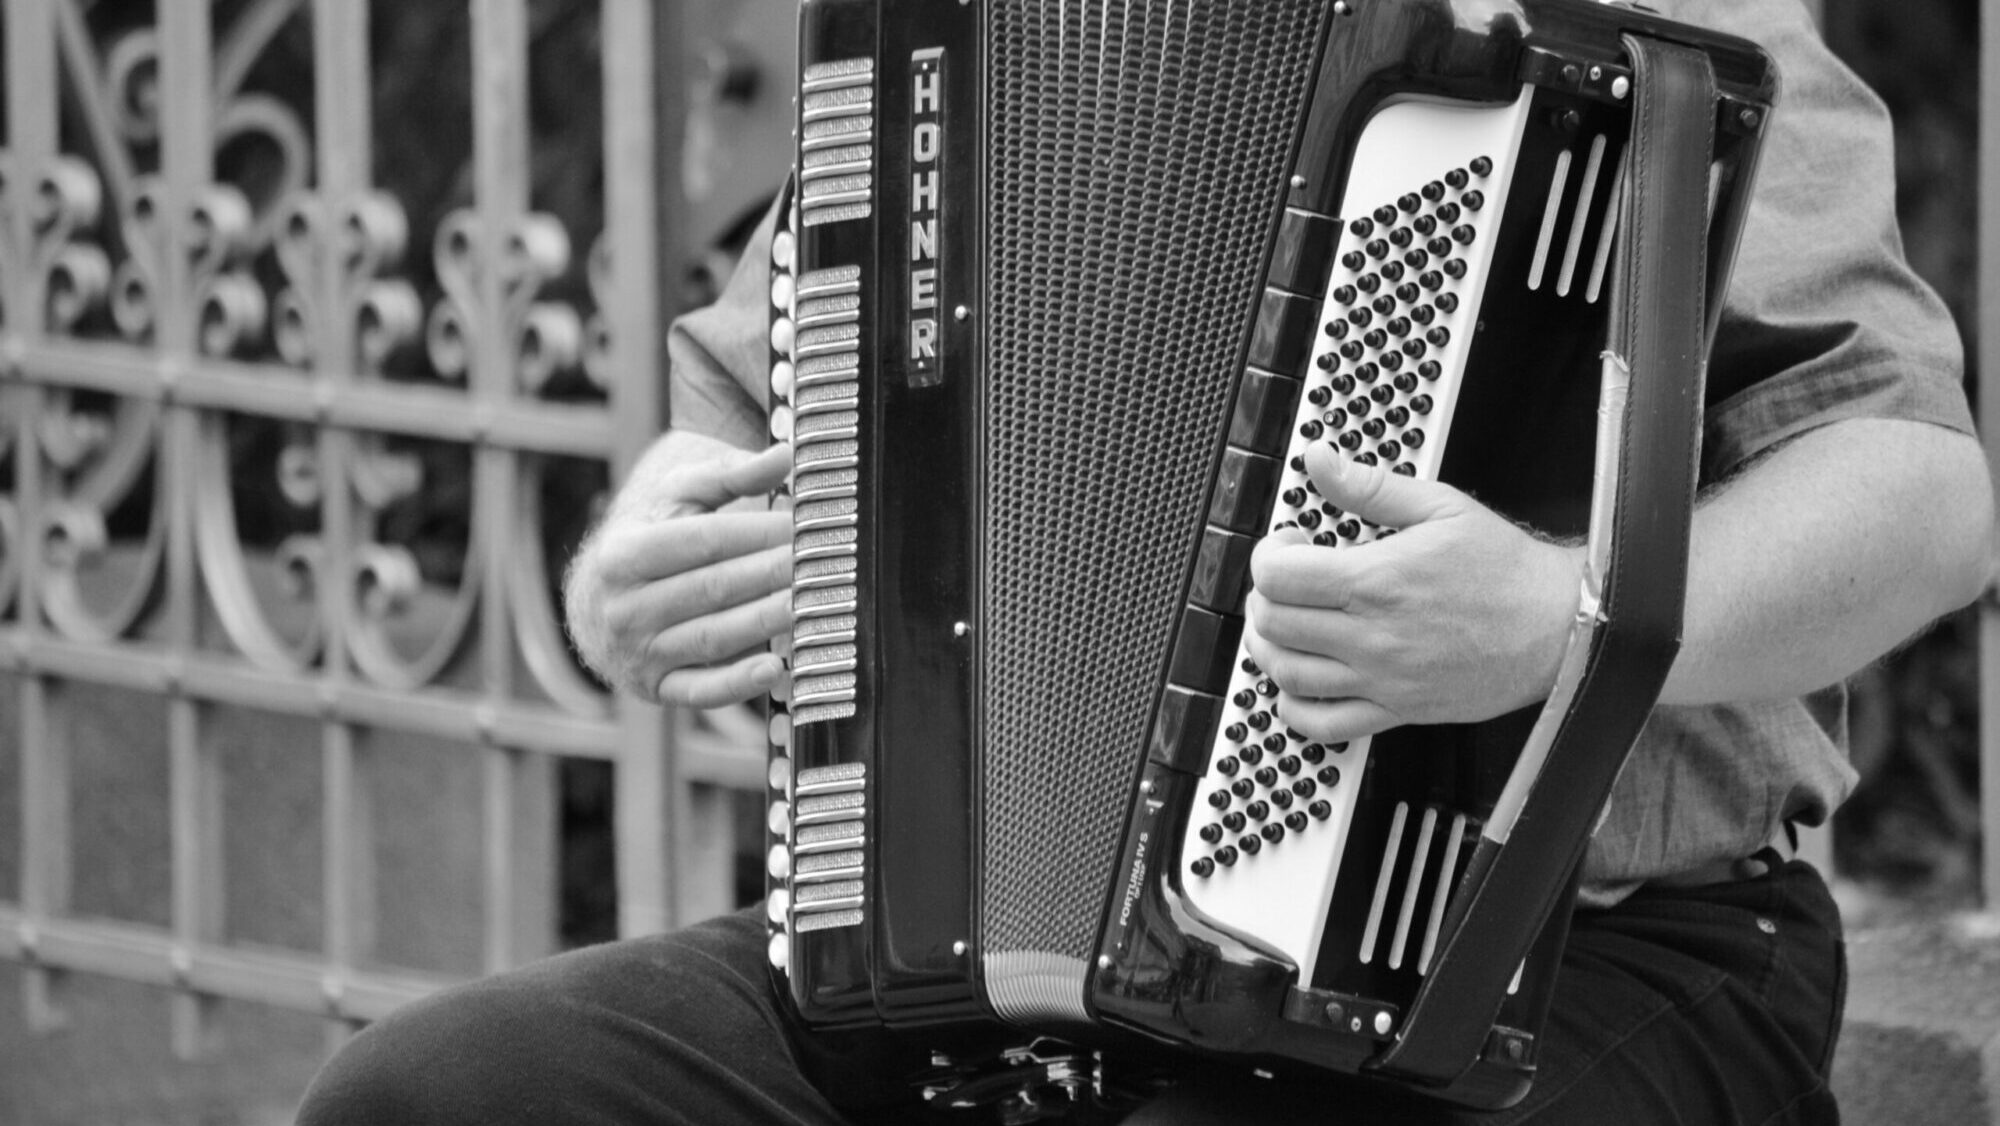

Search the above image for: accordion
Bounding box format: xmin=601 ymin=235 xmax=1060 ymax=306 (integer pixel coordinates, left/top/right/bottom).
xmin=761 ymin=0 xmax=1774 ymax=1110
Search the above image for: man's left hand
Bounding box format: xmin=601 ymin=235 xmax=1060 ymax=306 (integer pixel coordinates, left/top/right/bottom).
xmin=1243 ymin=441 xmax=1581 ymax=744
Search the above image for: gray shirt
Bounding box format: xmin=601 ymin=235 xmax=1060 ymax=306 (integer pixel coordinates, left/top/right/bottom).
xmin=662 ymin=0 xmax=1975 ymax=902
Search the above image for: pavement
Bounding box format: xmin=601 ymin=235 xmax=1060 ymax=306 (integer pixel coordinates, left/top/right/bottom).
xmin=1830 ymin=888 xmax=2000 ymax=1125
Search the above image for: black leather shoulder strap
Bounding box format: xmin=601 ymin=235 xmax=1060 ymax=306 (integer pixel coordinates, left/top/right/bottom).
xmin=1369 ymin=33 xmax=1716 ymax=1089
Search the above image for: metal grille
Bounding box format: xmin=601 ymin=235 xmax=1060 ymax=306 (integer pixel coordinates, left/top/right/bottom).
xmin=979 ymin=0 xmax=1325 ymax=1013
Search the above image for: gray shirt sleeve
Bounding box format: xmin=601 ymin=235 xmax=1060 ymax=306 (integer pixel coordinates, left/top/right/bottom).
xmin=1673 ymin=0 xmax=1973 ymax=480
xmin=666 ymin=196 xmax=782 ymax=451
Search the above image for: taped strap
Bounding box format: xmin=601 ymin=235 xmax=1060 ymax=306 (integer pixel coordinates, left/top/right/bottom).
xmin=1369 ymin=34 xmax=1717 ymax=1089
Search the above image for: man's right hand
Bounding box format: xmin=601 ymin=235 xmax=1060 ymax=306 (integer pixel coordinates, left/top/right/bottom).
xmin=564 ymin=431 xmax=792 ymax=708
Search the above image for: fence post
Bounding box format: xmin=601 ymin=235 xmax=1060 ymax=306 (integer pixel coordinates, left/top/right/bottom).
xmin=1979 ymin=0 xmax=2000 ymax=915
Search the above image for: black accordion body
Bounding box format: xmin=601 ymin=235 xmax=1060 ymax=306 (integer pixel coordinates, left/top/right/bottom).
xmin=762 ymin=0 xmax=1774 ymax=1110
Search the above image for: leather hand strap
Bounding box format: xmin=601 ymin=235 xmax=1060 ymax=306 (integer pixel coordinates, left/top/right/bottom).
xmin=1370 ymin=33 xmax=1716 ymax=1088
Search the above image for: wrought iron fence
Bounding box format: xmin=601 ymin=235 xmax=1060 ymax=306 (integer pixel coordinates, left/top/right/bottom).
xmin=0 ymin=0 xmax=785 ymax=1067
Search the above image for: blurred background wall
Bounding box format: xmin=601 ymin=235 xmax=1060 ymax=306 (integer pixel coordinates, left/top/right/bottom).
xmin=0 ymin=0 xmax=1985 ymax=1123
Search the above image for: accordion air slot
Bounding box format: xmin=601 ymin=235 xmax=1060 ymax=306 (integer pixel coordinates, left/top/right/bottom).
xmin=792 ymin=642 xmax=858 ymax=676
xmin=795 ymin=413 xmax=860 ymax=445
xmin=802 ymin=160 xmax=871 ymax=185
xmin=796 ymin=325 xmax=861 ymax=358
xmin=797 ymin=294 xmax=862 ymax=326
xmin=795 ymin=849 xmax=865 ymax=882
xmin=795 ymin=879 xmax=866 ymax=911
xmin=795 ymin=790 xmax=866 ymax=825
xmin=795 ymin=909 xmax=865 ymax=933
xmin=796 ymin=265 xmax=862 ymax=295
xmin=1388 ymin=806 xmax=1440 ymax=971
xmin=794 ymin=672 xmax=859 ymax=706
xmin=1418 ymin=813 xmax=1473 ymax=974
xmin=1555 ymin=135 xmax=1610 ymax=297
xmin=794 ymin=468 xmax=860 ymax=501
xmin=1584 ymin=157 xmax=1628 ymax=304
xmin=1359 ymin=802 xmax=1411 ymax=965
xmin=794 ymin=703 xmax=858 ymax=726
xmin=796 ymin=355 xmax=861 ymax=388
xmin=794 ymin=587 xmax=859 ymax=618
xmin=795 ymin=440 xmax=860 ymax=472
xmin=796 ymin=762 xmax=864 ymax=786
xmin=801 ymin=57 xmax=873 ymax=88
xmin=796 ymin=823 xmax=864 ymax=855
xmin=793 ymin=614 xmax=857 ymax=648
xmin=794 ymin=497 xmax=860 ymax=533
xmin=803 ymin=203 xmax=871 ymax=228
xmin=794 ymin=575 xmax=859 ymax=600
xmin=801 ymin=84 xmax=873 ymax=121
xmin=796 ymin=384 xmax=862 ymax=415
xmin=801 ymin=176 xmax=874 ymax=210
xmin=803 ymin=144 xmax=871 ymax=173
xmin=802 ymin=116 xmax=873 ymax=150
xmin=794 ymin=556 xmax=859 ymax=585
xmin=1527 ymin=148 xmax=1573 ymax=291
xmin=794 ymin=528 xmax=859 ymax=562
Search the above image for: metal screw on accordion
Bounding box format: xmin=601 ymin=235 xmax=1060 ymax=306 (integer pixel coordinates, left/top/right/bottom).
xmin=1097 ymin=954 xmax=1113 ymax=970
xmin=1289 ymin=174 xmax=1307 ymax=190
xmin=1323 ymin=1000 xmax=1345 ymax=1025
xmin=954 ymin=305 xmax=970 ymax=321
xmin=1373 ymin=1012 xmax=1393 ymax=1036
xmin=1333 ymin=0 xmax=1351 ymax=14
xmin=953 ymin=621 xmax=970 ymax=637
xmin=1140 ymin=779 xmax=1155 ymax=796
xmin=1739 ymin=107 xmax=1762 ymax=130
xmin=1611 ymin=75 xmax=1631 ymax=100
xmin=953 ymin=939 xmax=969 ymax=956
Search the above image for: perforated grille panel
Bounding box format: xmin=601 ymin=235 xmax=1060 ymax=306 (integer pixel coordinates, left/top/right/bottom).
xmin=980 ymin=0 xmax=1326 ymax=1016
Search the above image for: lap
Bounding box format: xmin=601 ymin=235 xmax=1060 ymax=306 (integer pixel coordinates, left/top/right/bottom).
xmin=297 ymin=860 xmax=1842 ymax=1126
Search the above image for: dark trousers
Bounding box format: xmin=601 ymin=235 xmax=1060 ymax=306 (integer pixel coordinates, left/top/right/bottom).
xmin=296 ymin=857 xmax=1844 ymax=1125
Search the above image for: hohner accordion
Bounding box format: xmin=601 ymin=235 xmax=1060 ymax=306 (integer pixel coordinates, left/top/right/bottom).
xmin=762 ymin=0 xmax=1773 ymax=1110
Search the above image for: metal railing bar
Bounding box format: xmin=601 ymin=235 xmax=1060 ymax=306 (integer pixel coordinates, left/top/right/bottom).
xmin=471 ymin=0 xmax=550 ymax=973
xmin=1980 ymin=0 xmax=2000 ymax=913
xmin=603 ymin=0 xmax=676 ymax=939
xmin=0 ymin=908 xmax=451 ymax=1023
xmin=51 ymin=0 xmax=141 ymax=221
xmin=311 ymin=0 xmax=378 ymax=1048
xmin=2 ymin=634 xmax=624 ymax=757
xmin=7 ymin=342 xmax=618 ymax=458
xmin=160 ymin=0 xmax=223 ymax=1056
xmin=7 ymin=633 xmax=764 ymax=791
xmin=5 ymin=0 xmax=70 ymax=1035
xmin=169 ymin=697 xmax=226 ymax=1058
xmin=16 ymin=676 xmax=73 ymax=1034
xmin=322 ymin=722 xmax=373 ymax=1044
xmin=215 ymin=0 xmax=308 ymax=109
xmin=680 ymin=727 xmax=770 ymax=792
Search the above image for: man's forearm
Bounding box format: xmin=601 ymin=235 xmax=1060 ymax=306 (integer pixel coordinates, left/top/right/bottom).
xmin=1658 ymin=417 xmax=1993 ymax=706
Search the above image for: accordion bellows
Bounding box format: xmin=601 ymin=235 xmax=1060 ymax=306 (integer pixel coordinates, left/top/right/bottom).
xmin=980 ymin=0 xmax=1325 ymax=1021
